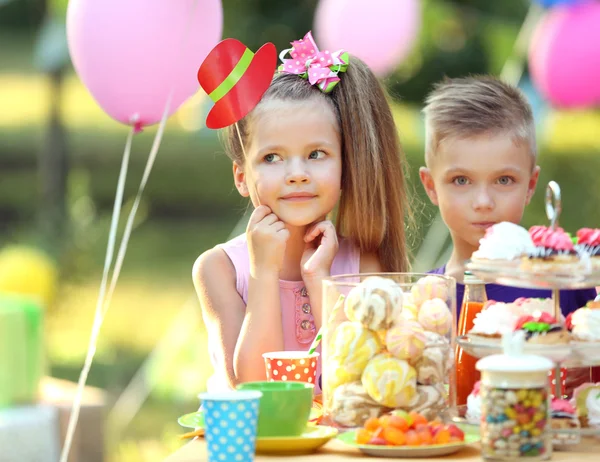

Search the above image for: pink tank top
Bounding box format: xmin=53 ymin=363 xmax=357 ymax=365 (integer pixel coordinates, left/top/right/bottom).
xmin=205 ymin=233 xmax=360 ymax=394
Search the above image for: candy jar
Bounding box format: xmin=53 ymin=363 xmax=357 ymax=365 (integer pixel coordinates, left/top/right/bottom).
xmin=320 ymin=273 xmax=457 ymax=429
xmin=476 ymin=331 xmax=554 ymax=461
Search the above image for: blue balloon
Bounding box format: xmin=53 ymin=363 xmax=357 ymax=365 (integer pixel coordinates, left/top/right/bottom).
xmin=535 ymin=0 xmax=581 ymax=8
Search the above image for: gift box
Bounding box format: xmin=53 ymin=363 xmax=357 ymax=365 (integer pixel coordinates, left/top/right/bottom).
xmin=0 ymin=405 xmax=59 ymax=462
xmin=0 ymin=294 xmax=44 ymax=407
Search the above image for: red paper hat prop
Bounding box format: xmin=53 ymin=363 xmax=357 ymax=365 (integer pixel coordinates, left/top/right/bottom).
xmin=197 ymin=39 xmax=277 ymax=129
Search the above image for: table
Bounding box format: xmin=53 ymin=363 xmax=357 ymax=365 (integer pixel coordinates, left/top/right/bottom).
xmin=40 ymin=377 xmax=106 ymax=462
xmin=164 ymin=437 xmax=600 ymax=461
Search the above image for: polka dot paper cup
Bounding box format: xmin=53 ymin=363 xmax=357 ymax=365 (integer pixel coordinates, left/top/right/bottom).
xmin=198 ymin=390 xmax=262 ymax=462
xmin=262 ymin=351 xmax=319 ymax=385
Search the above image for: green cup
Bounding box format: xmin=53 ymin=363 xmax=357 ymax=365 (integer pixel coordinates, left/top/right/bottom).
xmin=236 ymin=381 xmax=314 ymax=437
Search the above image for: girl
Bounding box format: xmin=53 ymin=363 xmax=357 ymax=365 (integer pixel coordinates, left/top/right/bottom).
xmin=193 ymin=33 xmax=412 ymax=393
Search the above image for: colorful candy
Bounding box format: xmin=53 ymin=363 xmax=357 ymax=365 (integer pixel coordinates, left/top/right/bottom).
xmin=356 ymin=411 xmax=465 ymax=446
xmin=481 ymin=385 xmax=549 ymax=459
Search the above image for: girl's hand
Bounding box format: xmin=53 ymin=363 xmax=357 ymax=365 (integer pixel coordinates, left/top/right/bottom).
xmin=301 ymin=220 xmax=339 ymax=281
xmin=247 ymin=205 xmax=289 ymax=278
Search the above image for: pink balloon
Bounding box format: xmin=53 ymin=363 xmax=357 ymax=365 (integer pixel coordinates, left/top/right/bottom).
xmin=529 ymin=1 xmax=600 ymax=108
xmin=67 ymin=0 xmax=223 ymax=128
xmin=314 ymin=0 xmax=421 ymax=76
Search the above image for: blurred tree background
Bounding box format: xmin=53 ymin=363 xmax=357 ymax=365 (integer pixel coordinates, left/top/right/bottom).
xmin=0 ymin=0 xmax=599 ymax=461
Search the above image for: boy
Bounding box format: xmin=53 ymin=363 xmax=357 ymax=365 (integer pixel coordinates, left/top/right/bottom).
xmin=419 ymin=76 xmax=596 ymax=315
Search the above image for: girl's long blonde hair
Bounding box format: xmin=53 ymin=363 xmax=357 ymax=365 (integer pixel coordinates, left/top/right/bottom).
xmin=225 ymin=56 xmax=412 ymax=272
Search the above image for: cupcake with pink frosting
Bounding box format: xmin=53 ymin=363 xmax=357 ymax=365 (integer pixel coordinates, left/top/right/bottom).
xmin=468 ymin=301 xmax=522 ymax=340
xmin=567 ymin=301 xmax=600 ymax=343
xmin=465 ymin=381 xmax=482 ymax=423
xmin=521 ymin=225 xmax=583 ymax=273
xmin=576 ymin=228 xmax=600 ymax=271
xmin=550 ymin=398 xmax=581 ymax=446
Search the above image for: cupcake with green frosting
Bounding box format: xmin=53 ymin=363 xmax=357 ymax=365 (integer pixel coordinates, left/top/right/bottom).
xmin=513 ymin=312 xmax=571 ymax=345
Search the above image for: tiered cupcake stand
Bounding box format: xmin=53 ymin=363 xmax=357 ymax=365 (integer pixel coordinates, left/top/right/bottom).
xmin=457 ymin=181 xmax=600 ymax=446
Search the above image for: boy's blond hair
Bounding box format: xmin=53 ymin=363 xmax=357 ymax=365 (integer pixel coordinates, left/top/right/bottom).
xmin=423 ymin=76 xmax=536 ymax=165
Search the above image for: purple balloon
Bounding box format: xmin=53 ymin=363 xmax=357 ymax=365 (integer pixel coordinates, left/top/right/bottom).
xmin=529 ymin=1 xmax=600 ymax=108
xmin=67 ymin=0 xmax=223 ymax=128
xmin=314 ymin=0 xmax=421 ymax=77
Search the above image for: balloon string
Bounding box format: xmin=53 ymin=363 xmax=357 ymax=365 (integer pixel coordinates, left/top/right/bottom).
xmin=59 ymin=125 xmax=134 ymax=462
xmin=235 ymin=121 xmax=260 ymax=206
xmin=59 ymin=97 xmax=172 ymax=462
xmin=103 ymin=95 xmax=172 ymax=317
xmin=499 ymin=3 xmax=543 ymax=84
xmin=59 ymin=0 xmax=202 ymax=457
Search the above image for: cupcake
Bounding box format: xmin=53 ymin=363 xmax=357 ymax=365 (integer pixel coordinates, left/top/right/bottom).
xmin=465 ymin=381 xmax=482 ymax=423
xmin=509 ymin=297 xmax=558 ymax=318
xmin=576 ymin=228 xmax=600 ymax=270
xmin=468 ymin=301 xmax=520 ymax=340
xmin=471 ymin=222 xmax=536 ymax=266
xmin=521 ymin=225 xmax=582 ymax=273
xmin=571 ymin=383 xmax=600 ymax=428
xmin=568 ymin=301 xmax=600 ymax=343
xmin=550 ymin=398 xmax=581 ymax=446
xmin=513 ymin=312 xmax=570 ymax=345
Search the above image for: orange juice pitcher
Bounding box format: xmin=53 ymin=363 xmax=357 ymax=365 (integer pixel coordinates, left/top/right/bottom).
xmin=456 ymin=271 xmax=486 ymax=406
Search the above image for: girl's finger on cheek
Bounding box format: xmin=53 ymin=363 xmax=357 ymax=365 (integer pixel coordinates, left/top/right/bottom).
xmin=249 ymin=205 xmax=270 ymax=224
xmin=305 ymin=228 xmax=322 ymax=242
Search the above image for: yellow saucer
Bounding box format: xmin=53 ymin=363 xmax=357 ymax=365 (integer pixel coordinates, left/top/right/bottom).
xmin=256 ymin=425 xmax=338 ymax=455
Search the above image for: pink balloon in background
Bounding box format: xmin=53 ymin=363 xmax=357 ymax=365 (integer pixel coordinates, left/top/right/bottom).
xmin=529 ymin=1 xmax=600 ymax=108
xmin=67 ymin=0 xmax=223 ymax=128
xmin=314 ymin=0 xmax=421 ymax=77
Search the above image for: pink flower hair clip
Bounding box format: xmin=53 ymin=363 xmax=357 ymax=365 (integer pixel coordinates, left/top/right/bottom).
xmin=278 ymin=31 xmax=349 ymax=93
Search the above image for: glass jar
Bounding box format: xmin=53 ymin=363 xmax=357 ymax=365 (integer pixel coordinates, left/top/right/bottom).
xmin=320 ymin=273 xmax=457 ymax=429
xmin=477 ymin=351 xmax=554 ymax=460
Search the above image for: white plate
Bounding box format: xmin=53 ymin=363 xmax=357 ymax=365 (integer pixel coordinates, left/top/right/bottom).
xmin=570 ymin=341 xmax=600 ymax=366
xmin=466 ymin=260 xmax=600 ymax=290
xmin=337 ymin=426 xmax=480 ymax=458
xmin=456 ymin=335 xmax=572 ymax=362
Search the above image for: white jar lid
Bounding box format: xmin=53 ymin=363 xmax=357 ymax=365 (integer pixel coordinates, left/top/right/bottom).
xmin=476 ymin=330 xmax=554 ymax=373
xmin=476 ymin=353 xmax=554 ymax=373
